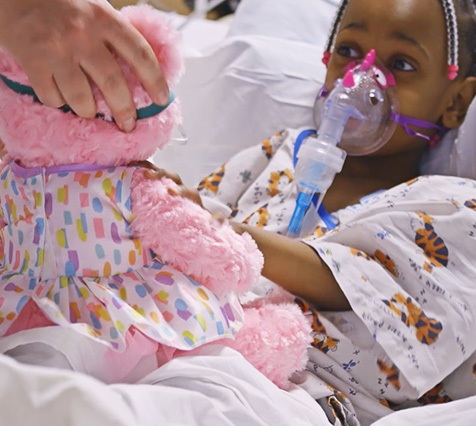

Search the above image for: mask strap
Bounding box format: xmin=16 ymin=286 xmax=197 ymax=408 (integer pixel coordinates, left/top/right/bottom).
xmin=390 ymin=112 xmax=448 ymax=143
xmin=0 ymin=73 xmax=174 ymax=122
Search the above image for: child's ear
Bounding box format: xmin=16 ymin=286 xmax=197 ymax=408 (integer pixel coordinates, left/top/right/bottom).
xmin=442 ymin=76 xmax=476 ymax=128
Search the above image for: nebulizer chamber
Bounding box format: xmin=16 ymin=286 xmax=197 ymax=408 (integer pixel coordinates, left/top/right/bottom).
xmin=287 ymin=50 xmax=397 ymax=237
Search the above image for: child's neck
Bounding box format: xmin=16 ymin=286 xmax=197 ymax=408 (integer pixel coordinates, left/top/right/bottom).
xmin=323 ymin=148 xmax=424 ymax=212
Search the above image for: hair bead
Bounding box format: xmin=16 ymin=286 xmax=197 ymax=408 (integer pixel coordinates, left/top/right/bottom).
xmin=448 ymin=64 xmax=459 ymax=80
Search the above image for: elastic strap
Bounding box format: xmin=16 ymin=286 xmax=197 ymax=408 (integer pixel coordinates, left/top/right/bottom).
xmin=0 ymin=73 xmax=174 ymax=122
xmin=390 ymin=112 xmax=447 ymax=141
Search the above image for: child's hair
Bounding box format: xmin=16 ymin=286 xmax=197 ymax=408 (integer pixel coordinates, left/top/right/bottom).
xmin=322 ymin=0 xmax=476 ymax=79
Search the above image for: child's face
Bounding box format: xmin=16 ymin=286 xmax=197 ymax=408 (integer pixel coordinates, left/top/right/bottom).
xmin=325 ymin=0 xmax=456 ymax=157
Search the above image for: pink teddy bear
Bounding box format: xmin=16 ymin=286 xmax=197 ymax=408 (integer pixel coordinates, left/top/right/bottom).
xmin=0 ymin=5 xmax=311 ymax=389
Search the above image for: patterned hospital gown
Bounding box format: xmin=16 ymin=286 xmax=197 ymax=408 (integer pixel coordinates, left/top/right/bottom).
xmin=198 ymin=128 xmax=476 ymax=426
xmin=0 ymin=162 xmax=243 ymax=360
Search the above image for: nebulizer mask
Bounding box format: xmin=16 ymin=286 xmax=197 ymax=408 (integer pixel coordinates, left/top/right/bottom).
xmin=287 ymin=49 xmax=398 ymax=237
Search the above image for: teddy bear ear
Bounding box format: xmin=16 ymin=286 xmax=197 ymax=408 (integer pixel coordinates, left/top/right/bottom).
xmin=120 ymin=5 xmax=184 ymax=87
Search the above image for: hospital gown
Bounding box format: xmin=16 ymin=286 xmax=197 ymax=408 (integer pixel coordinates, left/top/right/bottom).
xmin=198 ymin=128 xmax=476 ymax=426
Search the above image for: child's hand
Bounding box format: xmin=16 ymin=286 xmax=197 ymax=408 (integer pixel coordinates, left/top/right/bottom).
xmin=130 ymin=160 xmax=203 ymax=207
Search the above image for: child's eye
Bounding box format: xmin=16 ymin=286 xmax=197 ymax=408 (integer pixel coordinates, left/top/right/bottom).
xmin=336 ymin=45 xmax=360 ymax=59
xmin=392 ymin=58 xmax=416 ymax=72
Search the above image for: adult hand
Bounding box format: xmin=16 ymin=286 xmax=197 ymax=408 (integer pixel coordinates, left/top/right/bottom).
xmin=0 ymin=0 xmax=170 ymax=132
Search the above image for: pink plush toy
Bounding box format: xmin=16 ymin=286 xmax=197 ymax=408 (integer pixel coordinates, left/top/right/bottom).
xmin=0 ymin=5 xmax=311 ymax=389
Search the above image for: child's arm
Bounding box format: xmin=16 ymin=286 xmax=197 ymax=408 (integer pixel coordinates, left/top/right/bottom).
xmin=231 ymin=221 xmax=351 ymax=311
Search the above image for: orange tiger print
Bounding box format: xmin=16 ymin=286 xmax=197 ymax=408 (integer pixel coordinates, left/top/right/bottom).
xmin=464 ymin=199 xmax=476 ymax=210
xmin=417 ymin=383 xmax=452 ymax=405
xmin=325 ymin=384 xmax=348 ymax=403
xmin=349 ymin=247 xmax=372 ymax=261
xmin=405 ymin=177 xmax=419 ymax=186
xmin=260 ymin=131 xmax=286 ymax=159
xmin=267 ymin=169 xmax=294 ymax=197
xmin=373 ymin=250 xmax=398 ymax=277
xmin=415 ymin=223 xmax=449 ymax=268
xmin=377 ymin=359 xmax=401 ymax=390
xmin=229 ymin=206 xmax=239 ymax=219
xmin=295 ymin=298 xmax=340 ymax=353
xmin=383 ymin=293 xmax=443 ymax=345
xmin=416 ymin=211 xmax=434 ymax=224
xmin=197 ymin=165 xmax=225 ymax=194
xmin=261 ymin=138 xmax=273 ymax=159
xmin=414 ymin=212 xmax=449 ymax=269
xmin=312 ymin=226 xmax=329 ymax=238
xmin=243 ymin=204 xmax=270 ymax=228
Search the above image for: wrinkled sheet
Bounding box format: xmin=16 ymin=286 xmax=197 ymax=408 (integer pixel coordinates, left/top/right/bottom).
xmin=0 ymin=345 xmax=330 ymax=426
xmin=372 ymin=396 xmax=476 ymax=426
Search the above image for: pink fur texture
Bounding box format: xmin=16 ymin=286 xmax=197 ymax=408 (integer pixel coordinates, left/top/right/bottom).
xmin=0 ymin=5 xmax=183 ymax=167
xmin=230 ymin=302 xmax=313 ymax=390
xmin=131 ymin=170 xmax=263 ymax=295
xmin=0 ymin=4 xmax=311 ymax=389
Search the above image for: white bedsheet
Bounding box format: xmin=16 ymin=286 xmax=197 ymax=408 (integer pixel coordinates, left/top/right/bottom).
xmin=2 ymin=343 xmax=476 ymax=426
xmin=0 ymin=345 xmax=331 ymax=426
xmin=372 ymin=397 xmax=476 ymax=426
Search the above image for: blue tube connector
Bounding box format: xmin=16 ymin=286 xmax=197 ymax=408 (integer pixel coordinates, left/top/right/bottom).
xmin=287 ymin=191 xmax=313 ymax=237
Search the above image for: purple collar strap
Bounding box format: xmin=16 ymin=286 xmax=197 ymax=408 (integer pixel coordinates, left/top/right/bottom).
xmin=11 ymin=161 xmax=112 ymax=178
xmin=390 ymin=112 xmax=448 ymax=142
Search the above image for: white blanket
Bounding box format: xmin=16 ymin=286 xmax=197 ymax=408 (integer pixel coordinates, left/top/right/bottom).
xmin=0 ymin=345 xmax=330 ymax=426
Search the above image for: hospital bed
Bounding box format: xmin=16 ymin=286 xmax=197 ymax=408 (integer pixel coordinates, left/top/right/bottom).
xmin=1 ymin=0 xmax=476 ymax=424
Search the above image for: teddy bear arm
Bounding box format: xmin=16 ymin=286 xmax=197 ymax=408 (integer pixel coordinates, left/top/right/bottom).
xmin=130 ymin=168 xmax=201 ymax=254
xmin=130 ymin=168 xmax=264 ymax=295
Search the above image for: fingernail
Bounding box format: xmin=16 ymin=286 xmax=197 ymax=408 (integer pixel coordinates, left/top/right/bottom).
xmin=155 ymin=88 xmax=170 ymax=105
xmin=121 ymin=118 xmax=136 ymax=133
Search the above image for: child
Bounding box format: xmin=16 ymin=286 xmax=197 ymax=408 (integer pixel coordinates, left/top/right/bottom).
xmin=196 ymin=0 xmax=476 ymax=424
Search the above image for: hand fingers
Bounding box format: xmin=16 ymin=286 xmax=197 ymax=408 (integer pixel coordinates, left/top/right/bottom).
xmin=129 ymin=160 xmax=158 ymax=171
xmin=104 ymin=21 xmax=169 ymax=105
xmin=141 ymin=165 xmax=200 ymax=206
xmin=141 ymin=164 xmax=183 ymax=186
xmin=53 ymin=65 xmax=97 ymax=118
xmin=22 ymin=65 xmax=65 ymax=109
xmin=168 ymin=186 xmax=203 ymax=208
xmin=80 ymin=44 xmax=136 ymax=132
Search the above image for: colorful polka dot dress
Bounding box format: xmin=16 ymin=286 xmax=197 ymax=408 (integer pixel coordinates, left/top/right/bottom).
xmin=0 ymin=162 xmax=243 ymax=352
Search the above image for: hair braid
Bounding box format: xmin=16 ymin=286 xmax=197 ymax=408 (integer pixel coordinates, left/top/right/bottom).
xmin=322 ymin=0 xmax=349 ymax=65
xmin=458 ymin=0 xmax=476 ymax=76
xmin=441 ymin=0 xmax=460 ymax=79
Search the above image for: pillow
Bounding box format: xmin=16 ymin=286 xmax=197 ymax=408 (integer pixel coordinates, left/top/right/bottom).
xmin=154 ymin=0 xmax=339 ymax=184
